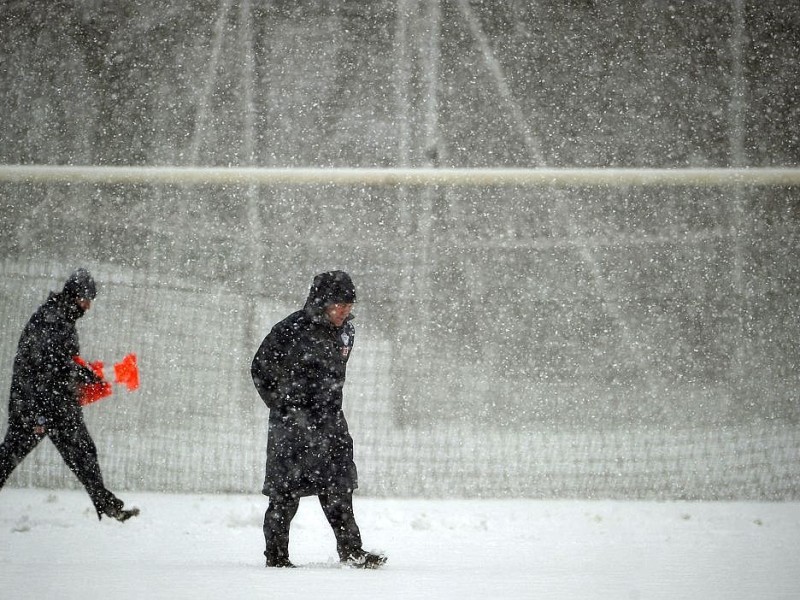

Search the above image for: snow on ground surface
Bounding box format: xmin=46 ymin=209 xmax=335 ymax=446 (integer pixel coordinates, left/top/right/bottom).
xmin=0 ymin=487 xmax=798 ymax=600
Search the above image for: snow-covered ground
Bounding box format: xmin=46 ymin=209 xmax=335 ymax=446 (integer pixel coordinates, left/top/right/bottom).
xmin=0 ymin=487 xmax=798 ymax=600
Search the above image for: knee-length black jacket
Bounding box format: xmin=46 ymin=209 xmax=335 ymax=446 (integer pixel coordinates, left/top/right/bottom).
xmin=251 ymin=295 xmax=357 ymax=498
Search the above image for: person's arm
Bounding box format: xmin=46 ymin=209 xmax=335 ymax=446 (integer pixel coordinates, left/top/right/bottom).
xmin=251 ymin=327 xmax=292 ymax=409
xmin=47 ymin=321 xmax=102 ymax=386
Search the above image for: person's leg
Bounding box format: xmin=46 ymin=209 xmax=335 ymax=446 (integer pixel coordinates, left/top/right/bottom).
xmin=47 ymin=416 xmax=122 ymax=518
xmin=320 ymin=492 xmax=386 ymax=567
xmin=0 ymin=414 xmax=43 ymax=489
xmin=263 ymin=492 xmax=300 ymax=567
xmin=318 ymin=491 xmax=363 ymax=559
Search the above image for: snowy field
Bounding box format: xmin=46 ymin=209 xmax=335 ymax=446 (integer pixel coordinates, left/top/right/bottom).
xmin=1 ymin=487 xmax=798 ymax=600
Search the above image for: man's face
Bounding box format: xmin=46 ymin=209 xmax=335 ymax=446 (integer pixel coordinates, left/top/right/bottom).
xmin=77 ymin=297 xmax=92 ymax=312
xmin=324 ymin=303 xmax=353 ymax=327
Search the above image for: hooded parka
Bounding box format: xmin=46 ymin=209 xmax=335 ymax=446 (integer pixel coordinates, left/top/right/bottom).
xmin=252 ymin=271 xmax=358 ymax=498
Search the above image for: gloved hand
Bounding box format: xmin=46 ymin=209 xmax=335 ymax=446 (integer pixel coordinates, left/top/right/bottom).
xmin=73 ymin=356 xmax=112 ymax=405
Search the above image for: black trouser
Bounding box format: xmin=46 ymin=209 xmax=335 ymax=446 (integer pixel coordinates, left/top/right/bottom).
xmin=0 ymin=411 xmax=119 ymax=517
xmin=263 ymin=491 xmax=363 ymax=562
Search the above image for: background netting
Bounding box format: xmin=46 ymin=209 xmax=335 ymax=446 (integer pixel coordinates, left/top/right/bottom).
xmin=1 ymin=0 xmax=799 ymax=499
xmin=1 ymin=179 xmax=798 ymax=499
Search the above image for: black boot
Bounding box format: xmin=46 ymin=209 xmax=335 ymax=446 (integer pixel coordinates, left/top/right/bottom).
xmin=97 ymin=496 xmax=140 ymax=522
xmin=264 ymin=550 xmax=295 ymax=568
xmin=103 ymin=503 xmax=140 ymax=522
xmin=340 ymin=548 xmax=387 ymax=569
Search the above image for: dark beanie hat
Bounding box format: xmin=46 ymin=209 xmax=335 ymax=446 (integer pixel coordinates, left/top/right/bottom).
xmin=305 ymin=270 xmax=356 ymax=310
xmin=63 ymin=268 xmax=97 ymax=300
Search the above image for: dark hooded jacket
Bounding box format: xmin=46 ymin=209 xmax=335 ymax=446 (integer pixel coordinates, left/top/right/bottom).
xmin=251 ymin=271 xmax=357 ymax=497
xmin=9 ymin=282 xmax=99 ymax=426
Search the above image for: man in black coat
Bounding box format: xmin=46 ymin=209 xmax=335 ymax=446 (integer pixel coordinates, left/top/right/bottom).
xmin=251 ymin=270 xmax=386 ymax=568
xmin=0 ymin=269 xmax=138 ymax=522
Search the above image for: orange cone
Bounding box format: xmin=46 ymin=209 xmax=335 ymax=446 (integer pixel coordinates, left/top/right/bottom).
xmin=114 ymin=353 xmax=140 ymax=391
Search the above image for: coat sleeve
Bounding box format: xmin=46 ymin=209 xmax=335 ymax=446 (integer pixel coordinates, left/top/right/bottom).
xmin=49 ymin=321 xmax=100 ymax=386
xmin=251 ymin=326 xmax=292 ymax=409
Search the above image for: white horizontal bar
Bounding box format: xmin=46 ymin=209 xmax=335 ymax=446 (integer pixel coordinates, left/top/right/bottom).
xmin=1 ymin=165 xmax=799 ymax=186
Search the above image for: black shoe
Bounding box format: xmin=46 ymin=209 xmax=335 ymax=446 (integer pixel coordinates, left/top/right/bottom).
xmin=265 ymin=556 xmax=296 ymax=568
xmin=341 ymin=549 xmax=387 ymax=569
xmin=103 ymin=503 xmax=140 ymax=522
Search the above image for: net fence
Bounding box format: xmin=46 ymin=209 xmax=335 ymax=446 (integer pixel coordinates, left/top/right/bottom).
xmin=0 ymin=172 xmax=798 ymax=499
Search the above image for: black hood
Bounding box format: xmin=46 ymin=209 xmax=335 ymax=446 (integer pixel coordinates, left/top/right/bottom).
xmin=303 ymin=271 xmax=356 ymax=314
xmin=62 ymin=268 xmax=97 ymax=300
